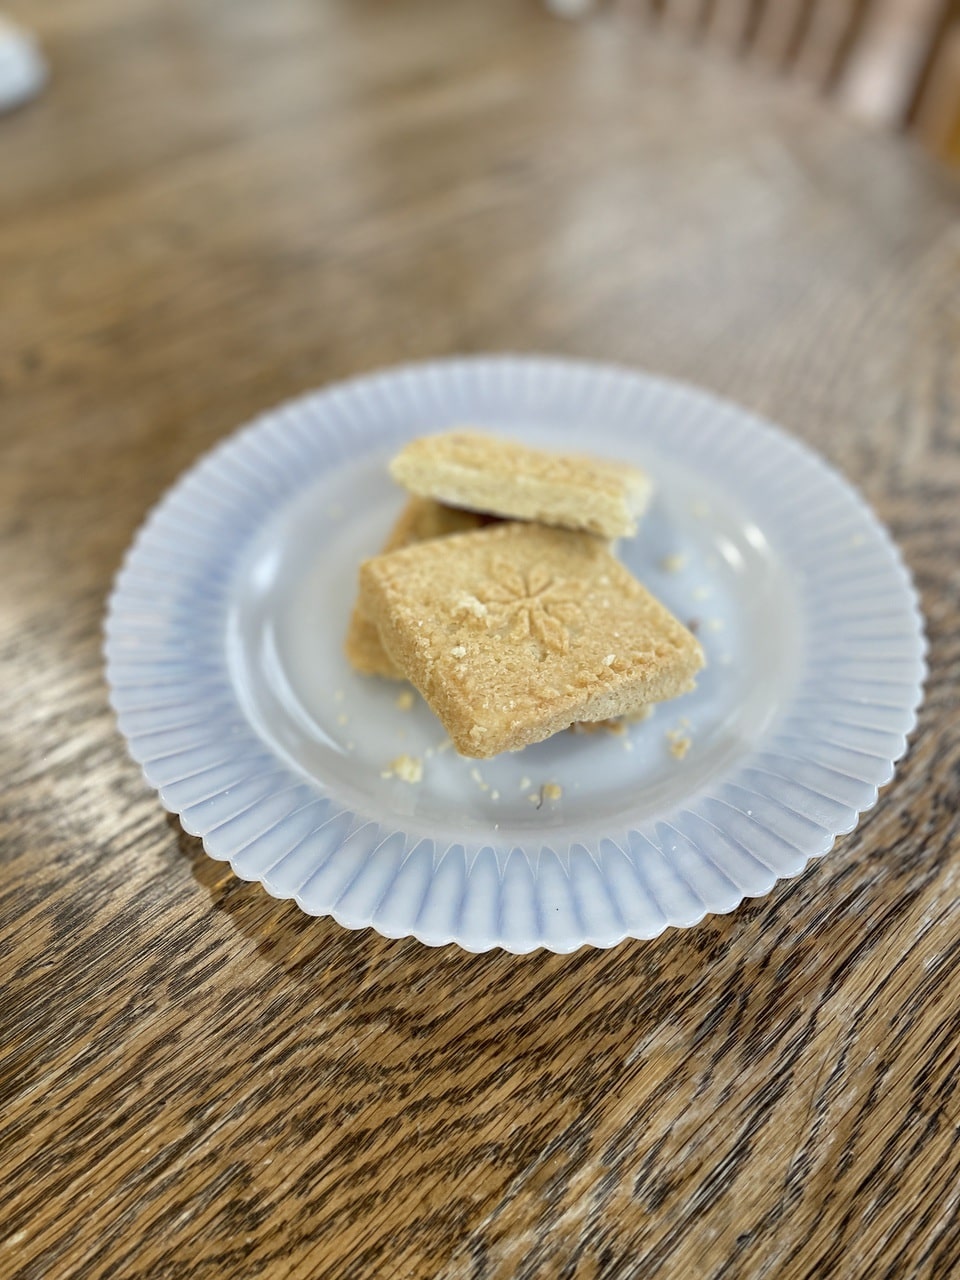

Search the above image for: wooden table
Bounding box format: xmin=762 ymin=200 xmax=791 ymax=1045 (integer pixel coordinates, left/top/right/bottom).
xmin=2 ymin=1 xmax=959 ymax=1276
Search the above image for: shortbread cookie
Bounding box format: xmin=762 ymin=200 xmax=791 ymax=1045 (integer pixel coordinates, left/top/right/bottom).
xmin=358 ymin=523 xmax=704 ymax=757
xmin=389 ymin=429 xmax=651 ymax=539
xmin=345 ymin=497 xmax=487 ymax=677
xmin=345 ymin=610 xmax=404 ymax=679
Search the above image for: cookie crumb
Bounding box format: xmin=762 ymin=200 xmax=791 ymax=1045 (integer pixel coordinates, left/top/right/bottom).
xmin=382 ymin=754 xmax=423 ymax=783
xmin=543 ymin=783 xmax=563 ymax=801
xmin=469 ymin=766 xmax=489 ymax=792
xmin=435 ymin=738 xmax=452 ymax=754
xmin=626 ymin=705 xmax=654 ymax=724
xmin=346 ymin=741 xmax=355 ymax=751
xmin=490 ymin=790 xmax=500 ymax=801
xmin=661 ymin=553 xmax=687 ymax=573
xmin=337 ymin=713 xmax=349 ymax=726
xmin=692 ymin=586 xmax=711 ymax=601
xmin=666 ymin=727 xmax=692 ymax=760
xmin=692 ymin=501 xmax=710 ymax=518
xmin=334 ymin=689 xmax=345 ymax=703
xmin=705 ymin=618 xmax=724 ymax=632
xmin=527 ymin=792 xmax=541 ymax=806
xmin=519 ymin=776 xmax=532 ymax=791
xmin=454 ymin=594 xmax=488 ymax=619
xmin=571 ymin=718 xmax=626 ymax=736
xmin=395 ymin=690 xmax=415 ymax=711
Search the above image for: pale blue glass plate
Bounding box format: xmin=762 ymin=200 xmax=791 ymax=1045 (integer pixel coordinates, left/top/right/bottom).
xmin=105 ymin=357 xmax=925 ymax=952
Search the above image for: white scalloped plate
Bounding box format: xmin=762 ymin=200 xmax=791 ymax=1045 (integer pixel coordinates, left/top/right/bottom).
xmin=105 ymin=357 xmax=925 ymax=953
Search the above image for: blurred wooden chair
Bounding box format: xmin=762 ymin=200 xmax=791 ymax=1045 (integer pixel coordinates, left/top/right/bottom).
xmin=547 ymin=0 xmax=960 ymax=168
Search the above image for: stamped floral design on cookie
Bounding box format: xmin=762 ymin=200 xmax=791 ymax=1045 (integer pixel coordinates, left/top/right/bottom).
xmin=475 ymin=558 xmax=583 ymax=653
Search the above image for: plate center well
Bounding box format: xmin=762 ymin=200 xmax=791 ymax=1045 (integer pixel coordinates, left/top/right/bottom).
xmin=228 ymin=431 xmax=801 ymax=846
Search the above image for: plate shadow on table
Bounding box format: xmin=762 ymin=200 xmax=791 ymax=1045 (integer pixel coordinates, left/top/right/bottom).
xmin=163 ymin=809 xmax=888 ymax=1088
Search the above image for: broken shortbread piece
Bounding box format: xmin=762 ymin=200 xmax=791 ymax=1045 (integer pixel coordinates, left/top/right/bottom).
xmin=389 ymin=429 xmax=651 ymax=539
xmin=345 ymin=497 xmax=488 ymax=677
xmin=359 ymin=523 xmax=704 ymax=758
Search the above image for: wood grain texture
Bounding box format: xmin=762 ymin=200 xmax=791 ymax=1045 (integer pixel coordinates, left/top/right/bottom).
xmin=1 ymin=1 xmax=959 ymax=1276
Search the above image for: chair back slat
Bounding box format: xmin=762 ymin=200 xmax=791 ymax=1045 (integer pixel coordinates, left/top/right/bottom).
xmin=595 ymin=0 xmax=960 ymax=161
